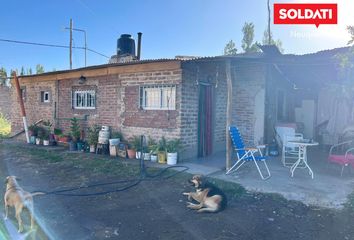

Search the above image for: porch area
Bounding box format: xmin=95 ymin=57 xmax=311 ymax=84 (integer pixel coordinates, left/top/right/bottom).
xmin=183 ymin=146 xmax=354 ymax=208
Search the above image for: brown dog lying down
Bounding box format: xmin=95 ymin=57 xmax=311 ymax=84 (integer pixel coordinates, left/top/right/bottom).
xmin=4 ymin=176 xmax=44 ymax=232
xmin=183 ymin=175 xmax=227 ymax=213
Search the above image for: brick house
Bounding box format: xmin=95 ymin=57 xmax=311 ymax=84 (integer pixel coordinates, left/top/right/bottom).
xmin=6 ymin=56 xmax=269 ymax=160
xmin=6 ymin=47 xmax=347 ymax=161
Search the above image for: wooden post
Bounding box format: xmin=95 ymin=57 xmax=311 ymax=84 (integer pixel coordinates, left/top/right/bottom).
xmin=13 ymin=72 xmax=30 ymax=143
xmin=225 ymin=60 xmax=233 ymax=170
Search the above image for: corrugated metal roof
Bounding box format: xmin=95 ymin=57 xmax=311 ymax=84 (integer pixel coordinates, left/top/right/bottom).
xmin=19 ymin=46 xmax=352 ymax=78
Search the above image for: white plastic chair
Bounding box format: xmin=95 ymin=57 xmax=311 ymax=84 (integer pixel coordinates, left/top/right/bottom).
xmin=275 ymin=126 xmax=304 ymax=167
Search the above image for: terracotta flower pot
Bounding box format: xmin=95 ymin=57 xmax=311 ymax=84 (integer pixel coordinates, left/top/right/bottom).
xmin=127 ymin=149 xmax=136 ymax=159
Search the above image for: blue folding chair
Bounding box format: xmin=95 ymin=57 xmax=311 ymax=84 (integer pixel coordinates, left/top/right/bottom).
xmin=226 ymin=126 xmax=271 ymax=180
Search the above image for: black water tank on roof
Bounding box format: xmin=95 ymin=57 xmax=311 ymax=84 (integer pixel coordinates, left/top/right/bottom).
xmin=117 ymin=34 xmax=136 ymax=56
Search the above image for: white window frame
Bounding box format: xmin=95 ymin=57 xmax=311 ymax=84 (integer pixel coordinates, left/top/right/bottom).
xmin=73 ymin=90 xmax=96 ymax=109
xmin=140 ymin=85 xmax=176 ymax=110
xmin=41 ymin=91 xmax=50 ymax=103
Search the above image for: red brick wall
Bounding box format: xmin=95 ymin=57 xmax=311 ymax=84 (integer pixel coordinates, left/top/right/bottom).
xmin=119 ymin=70 xmax=182 ymax=141
xmin=232 ymin=62 xmax=266 ymax=145
xmin=9 ymin=79 xmax=56 ymax=134
xmin=10 ymin=64 xmax=183 ymax=145
xmin=181 ymin=61 xmax=266 ymax=159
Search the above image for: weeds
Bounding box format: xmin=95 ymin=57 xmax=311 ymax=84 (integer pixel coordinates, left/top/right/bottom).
xmin=0 ymin=113 xmax=10 ymax=138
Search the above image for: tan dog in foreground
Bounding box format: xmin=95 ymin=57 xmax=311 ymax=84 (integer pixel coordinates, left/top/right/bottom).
xmin=183 ymin=175 xmax=227 ymax=213
xmin=4 ymin=176 xmax=44 ymax=232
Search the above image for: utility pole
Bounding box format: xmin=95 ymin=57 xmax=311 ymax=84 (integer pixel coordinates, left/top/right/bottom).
xmin=65 ymin=25 xmax=87 ymax=67
xmin=69 ymin=18 xmax=73 ymax=69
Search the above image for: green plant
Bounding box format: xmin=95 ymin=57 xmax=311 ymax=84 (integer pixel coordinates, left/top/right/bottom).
xmin=42 ymin=120 xmax=52 ymax=140
xmin=157 ymin=136 xmax=167 ymax=152
xmin=28 ymin=124 xmax=39 ymax=137
xmin=54 ymin=128 xmax=63 ymax=136
xmin=148 ymin=137 xmax=158 ymax=154
xmin=42 ymin=129 xmax=50 ymax=140
xmin=166 ymin=139 xmax=182 ymax=153
xmin=111 ymin=131 xmax=123 ymax=141
xmin=70 ymin=117 xmax=81 ymax=142
xmin=130 ymin=136 xmax=142 ymax=151
xmin=36 ymin=126 xmax=45 ymax=139
xmin=87 ymin=125 xmax=100 ymax=146
xmin=0 ymin=113 xmax=10 ymax=138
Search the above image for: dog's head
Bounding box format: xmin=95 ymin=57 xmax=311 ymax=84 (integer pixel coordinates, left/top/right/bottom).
xmin=188 ymin=175 xmax=205 ymax=189
xmin=5 ymin=176 xmax=20 ymax=187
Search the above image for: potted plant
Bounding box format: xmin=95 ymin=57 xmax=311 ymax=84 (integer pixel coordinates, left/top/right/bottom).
xmin=36 ymin=126 xmax=44 ymax=145
xmin=87 ymin=125 xmax=100 ymax=153
xmin=127 ymin=144 xmax=136 ymax=159
xmin=148 ymin=137 xmax=158 ymax=162
xmin=54 ymin=128 xmax=62 ymax=142
xmin=28 ymin=124 xmax=39 ymax=144
xmin=42 ymin=129 xmax=50 ymax=146
xmin=131 ymin=136 xmax=143 ymax=159
xmin=157 ymin=137 xmax=167 ymax=164
xmin=166 ymin=139 xmax=182 ymax=165
xmin=69 ymin=117 xmax=81 ymax=151
xmin=42 ymin=120 xmax=52 ymax=146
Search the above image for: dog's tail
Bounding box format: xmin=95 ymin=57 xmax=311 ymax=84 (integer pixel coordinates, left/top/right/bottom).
xmin=30 ymin=192 xmax=46 ymax=197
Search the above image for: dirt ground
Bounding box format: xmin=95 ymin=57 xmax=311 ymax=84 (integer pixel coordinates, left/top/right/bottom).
xmin=0 ymin=141 xmax=354 ymax=240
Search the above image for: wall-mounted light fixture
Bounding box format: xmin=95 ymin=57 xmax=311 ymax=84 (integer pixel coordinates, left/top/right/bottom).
xmin=79 ymin=75 xmax=86 ymax=84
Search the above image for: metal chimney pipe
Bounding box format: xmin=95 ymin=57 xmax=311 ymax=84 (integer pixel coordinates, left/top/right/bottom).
xmin=137 ymin=32 xmax=142 ymax=60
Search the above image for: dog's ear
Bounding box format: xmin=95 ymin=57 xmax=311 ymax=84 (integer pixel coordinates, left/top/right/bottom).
xmin=4 ymin=177 xmax=9 ymax=184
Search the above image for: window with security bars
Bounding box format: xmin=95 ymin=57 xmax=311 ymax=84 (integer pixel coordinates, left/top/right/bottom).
xmin=140 ymin=85 xmax=176 ymax=110
xmin=72 ymin=90 xmax=96 ymax=109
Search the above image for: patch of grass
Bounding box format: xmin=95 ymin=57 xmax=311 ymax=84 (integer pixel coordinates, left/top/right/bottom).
xmin=209 ymin=178 xmax=246 ymax=200
xmin=344 ymin=191 xmax=354 ymax=212
xmin=15 ymin=146 xmax=64 ymax=163
xmin=0 ymin=113 xmax=10 ymax=138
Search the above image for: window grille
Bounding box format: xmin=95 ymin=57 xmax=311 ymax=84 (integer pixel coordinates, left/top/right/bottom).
xmin=73 ymin=90 xmax=96 ymax=109
xmin=140 ymin=85 xmax=176 ymax=110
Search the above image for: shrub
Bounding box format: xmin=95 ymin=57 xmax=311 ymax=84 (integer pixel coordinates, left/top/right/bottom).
xmin=0 ymin=113 xmax=10 ymax=138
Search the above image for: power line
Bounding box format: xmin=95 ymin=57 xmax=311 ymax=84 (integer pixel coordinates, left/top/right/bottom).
xmin=0 ymin=38 xmax=109 ymax=59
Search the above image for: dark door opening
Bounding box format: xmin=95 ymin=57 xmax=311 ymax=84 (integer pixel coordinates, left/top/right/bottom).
xmin=198 ymin=84 xmax=213 ymax=157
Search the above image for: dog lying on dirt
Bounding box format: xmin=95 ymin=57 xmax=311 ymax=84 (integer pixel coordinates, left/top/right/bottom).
xmin=4 ymin=176 xmax=44 ymax=232
xmin=183 ymin=175 xmax=227 ymax=213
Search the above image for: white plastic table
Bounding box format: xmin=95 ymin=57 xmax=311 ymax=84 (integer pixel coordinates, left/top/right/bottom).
xmin=287 ymin=140 xmax=318 ymax=179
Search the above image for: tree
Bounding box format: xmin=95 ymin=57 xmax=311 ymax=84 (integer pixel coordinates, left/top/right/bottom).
xmin=20 ymin=66 xmax=25 ymax=76
xmin=27 ymin=68 xmax=33 ymax=75
xmin=347 ymin=25 xmax=354 ymax=45
xmin=335 ymin=26 xmax=354 ymax=75
xmin=0 ymin=67 xmax=7 ymax=86
xmin=223 ymin=40 xmax=237 ymax=55
xmin=262 ymin=29 xmax=284 ymax=53
xmin=36 ymin=64 xmax=45 ymax=74
xmin=241 ymin=22 xmax=259 ymax=53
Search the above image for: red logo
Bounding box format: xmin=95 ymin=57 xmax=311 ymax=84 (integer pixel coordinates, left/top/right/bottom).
xmin=274 ymin=3 xmax=337 ymax=28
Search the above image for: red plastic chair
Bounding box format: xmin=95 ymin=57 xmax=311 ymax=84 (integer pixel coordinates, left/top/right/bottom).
xmin=328 ymin=140 xmax=354 ymax=176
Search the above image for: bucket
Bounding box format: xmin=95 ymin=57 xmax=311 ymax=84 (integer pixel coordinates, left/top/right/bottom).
xmin=98 ymin=126 xmax=110 ymax=144
xmin=109 ymin=138 xmax=120 ymax=146
xmin=150 ymin=155 xmax=158 ymax=162
xmin=158 ymin=152 xmax=166 ymax=164
xmin=167 ymin=152 xmax=178 ymax=165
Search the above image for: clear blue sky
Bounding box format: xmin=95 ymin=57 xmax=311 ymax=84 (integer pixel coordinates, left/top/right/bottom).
xmin=0 ymin=0 xmax=352 ymax=73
